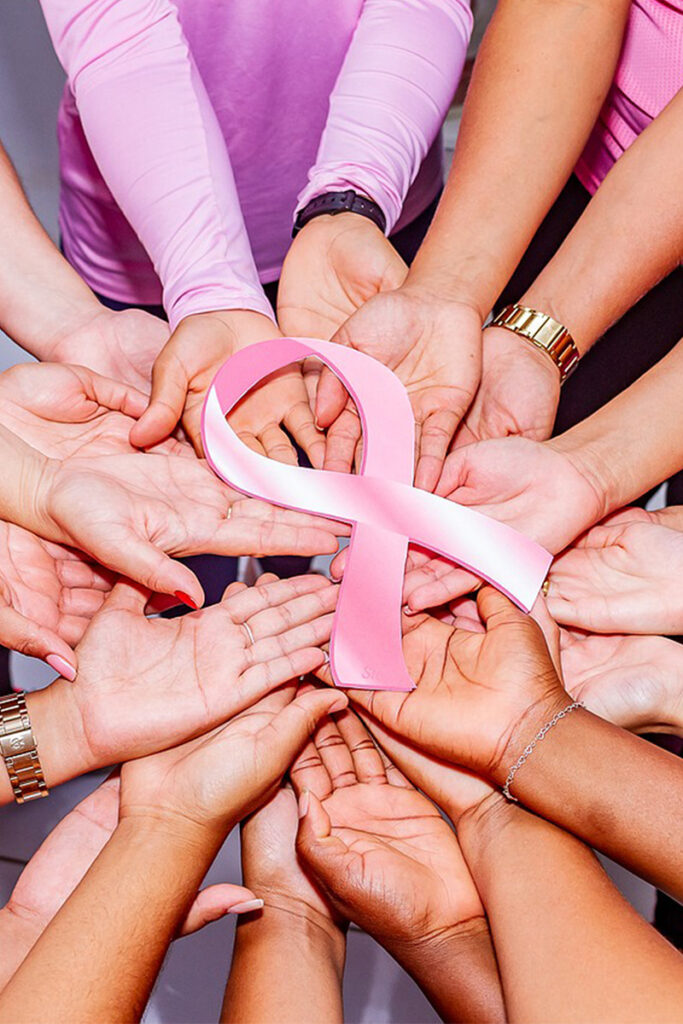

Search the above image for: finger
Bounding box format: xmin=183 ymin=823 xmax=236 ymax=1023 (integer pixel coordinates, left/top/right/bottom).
xmin=258 ymin=422 xmax=299 ymax=466
xmin=323 ymin=407 xmax=361 ymax=475
xmin=97 ymin=579 xmax=151 ymax=615
xmin=55 ymin=558 xmax=116 ymax=592
xmin=222 ymin=580 xmax=249 ymax=601
xmin=346 ymin=687 xmax=409 ymax=739
xmin=129 ymin=349 xmax=188 ymax=449
xmin=403 ymin=562 xmax=480 ymax=612
xmin=224 ymin=575 xmax=332 ymax=624
xmin=245 ymin=585 xmax=338 ymax=643
xmin=290 ymin=737 xmax=333 ymax=800
xmin=246 ymin=612 xmax=335 ymax=664
xmin=255 ymin=573 xmax=280 ymax=587
xmin=239 ymin=646 xmax=329 ymax=698
xmin=329 ymin=545 xmax=348 ymax=582
xmin=212 ymin=517 xmax=339 ymax=558
xmin=179 ymin=884 xmax=263 ymax=936
xmin=256 ymin=687 xmax=349 ymax=784
xmin=476 ymin=585 xmax=528 ymax=630
xmin=313 ymin=714 xmax=357 ymax=789
xmin=373 ymin=742 xmax=414 ymax=789
xmin=415 ymin=409 xmax=460 ymax=493
xmin=283 ymin=400 xmax=326 ymax=470
xmin=315 ymin=365 xmax=349 ymax=429
xmin=334 ymin=709 xmax=387 ymax=784
xmin=58 ymin=587 xmax=107 ymax=619
xmin=57 ymin=614 xmax=93 ymax=648
xmin=530 ymin=594 xmax=563 ymax=677
xmin=78 ymin=367 xmax=148 ymax=420
xmin=102 ymin=527 xmax=204 ymax=610
xmin=0 ymin=607 xmax=77 ymax=680
xmin=296 ymin=789 xmax=350 ymax=882
xmin=234 ymin=431 xmax=268 ymax=458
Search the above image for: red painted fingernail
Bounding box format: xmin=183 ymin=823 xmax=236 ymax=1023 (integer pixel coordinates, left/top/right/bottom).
xmin=174 ymin=591 xmax=198 ymax=610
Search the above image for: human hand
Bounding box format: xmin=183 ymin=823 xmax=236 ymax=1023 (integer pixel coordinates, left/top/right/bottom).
xmin=401 ymin=436 xmax=605 ymax=612
xmin=128 ymin=310 xmax=324 ymax=466
xmin=547 ymin=516 xmax=683 ymax=634
xmin=560 ymin=629 xmax=683 ymax=737
xmin=292 ymin=707 xmax=485 ymax=950
xmin=0 ymin=521 xmax=115 ymax=678
xmin=0 ymin=777 xmax=260 ymax=992
xmin=51 ymin=306 xmax=170 ymax=394
xmin=333 ymin=588 xmax=567 ymax=785
xmin=0 ymin=361 xmax=187 ymax=460
xmin=45 ymin=574 xmax=340 ymax=778
xmin=119 ymin=684 xmax=347 ymax=844
xmin=315 ymin=286 xmax=482 ymax=489
xmin=278 ymin=213 xmax=407 ymax=341
xmin=35 ymin=450 xmax=343 ymax=606
xmin=453 ymin=325 xmax=560 ymax=447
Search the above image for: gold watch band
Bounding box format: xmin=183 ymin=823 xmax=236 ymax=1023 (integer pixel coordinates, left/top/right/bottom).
xmin=0 ymin=692 xmax=49 ymax=803
xmin=491 ymin=304 xmax=580 ymax=384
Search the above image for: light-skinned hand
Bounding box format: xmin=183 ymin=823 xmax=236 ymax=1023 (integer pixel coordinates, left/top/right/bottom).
xmin=292 ymin=707 xmax=485 ymax=949
xmin=0 ymin=777 xmax=260 ymax=992
xmin=46 ymin=575 xmax=340 ymax=778
xmin=547 ymin=515 xmax=683 ymax=634
xmin=34 ymin=450 xmax=343 ymax=608
xmin=315 ymin=285 xmax=482 ymax=490
xmin=560 ymin=628 xmax=683 ymax=737
xmin=401 ymin=436 xmax=604 ymax=611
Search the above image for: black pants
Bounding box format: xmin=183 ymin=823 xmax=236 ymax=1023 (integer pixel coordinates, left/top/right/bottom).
xmin=494 ymin=174 xmax=683 ymax=502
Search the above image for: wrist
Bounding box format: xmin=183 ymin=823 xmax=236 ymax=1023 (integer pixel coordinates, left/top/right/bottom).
xmin=483 ymin=323 xmax=563 ymax=386
xmin=402 ymin=264 xmax=489 ymax=324
xmin=492 ymin=689 xmax=574 ymax=789
xmin=235 ymin=897 xmax=346 ymax=968
xmin=179 ymin=308 xmax=280 ymax=351
xmin=518 ymin=287 xmax=591 ymax=358
xmin=546 ymin=431 xmax=615 ymax=522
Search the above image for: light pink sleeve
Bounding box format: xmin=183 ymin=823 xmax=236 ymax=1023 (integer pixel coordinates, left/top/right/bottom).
xmin=296 ymin=0 xmax=473 ymax=233
xmin=40 ymin=0 xmax=273 ymax=329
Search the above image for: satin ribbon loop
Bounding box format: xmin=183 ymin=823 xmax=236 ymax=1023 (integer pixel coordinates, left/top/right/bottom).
xmin=202 ymin=337 xmax=552 ymax=692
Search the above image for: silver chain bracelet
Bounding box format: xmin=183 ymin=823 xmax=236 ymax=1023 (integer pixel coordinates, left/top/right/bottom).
xmin=502 ymin=701 xmax=585 ymax=803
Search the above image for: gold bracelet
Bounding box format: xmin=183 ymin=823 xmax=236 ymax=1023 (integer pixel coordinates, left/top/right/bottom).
xmin=491 ymin=304 xmax=580 ymax=384
xmin=0 ymin=692 xmax=49 ymax=803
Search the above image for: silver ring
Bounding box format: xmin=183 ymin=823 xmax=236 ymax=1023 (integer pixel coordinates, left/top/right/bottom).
xmin=226 ymin=505 xmax=233 ymax=521
xmin=242 ymin=621 xmax=255 ymax=646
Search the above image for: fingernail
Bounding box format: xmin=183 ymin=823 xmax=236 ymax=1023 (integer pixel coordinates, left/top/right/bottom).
xmin=229 ymin=898 xmax=264 ymax=914
xmin=402 ymin=604 xmax=416 ymax=616
xmin=298 ymin=790 xmax=310 ymax=818
xmin=322 ymin=650 xmax=330 ymax=665
xmin=329 ymin=571 xmax=341 ymax=582
xmin=46 ymin=654 xmax=76 ymax=681
xmin=328 ymin=695 xmax=348 ymax=714
xmin=174 ymin=590 xmax=199 ymax=610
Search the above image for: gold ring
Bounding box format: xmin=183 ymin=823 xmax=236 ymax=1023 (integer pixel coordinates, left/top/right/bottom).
xmin=542 ymin=576 xmax=550 ymax=598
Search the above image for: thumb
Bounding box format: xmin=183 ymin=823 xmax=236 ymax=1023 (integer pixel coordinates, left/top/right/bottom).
xmin=0 ymin=606 xmax=77 ymax=680
xmin=99 ymin=579 xmax=152 ymax=615
xmin=295 ymin=789 xmax=351 ymax=891
xmin=259 ymin=688 xmax=349 ymax=783
xmin=315 ymin=365 xmax=348 ymax=429
xmin=179 ymin=883 xmax=263 ymax=936
xmin=129 ymin=348 xmax=188 ymax=449
xmin=476 ymin=585 xmax=528 ymax=630
xmin=105 ymin=527 xmax=204 ymax=609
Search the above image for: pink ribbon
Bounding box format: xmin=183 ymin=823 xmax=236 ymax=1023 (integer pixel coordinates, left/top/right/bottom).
xmin=202 ymin=338 xmax=552 ymax=692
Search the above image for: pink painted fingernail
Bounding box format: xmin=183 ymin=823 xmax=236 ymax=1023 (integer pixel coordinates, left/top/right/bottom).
xmin=298 ymin=790 xmax=310 ymax=818
xmin=46 ymin=654 xmax=76 ymax=681
xmin=229 ymin=899 xmax=264 ymax=914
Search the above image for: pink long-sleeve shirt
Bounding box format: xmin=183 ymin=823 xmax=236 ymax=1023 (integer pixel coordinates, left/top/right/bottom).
xmin=575 ymin=0 xmax=683 ymax=194
xmin=41 ymin=0 xmax=472 ymax=329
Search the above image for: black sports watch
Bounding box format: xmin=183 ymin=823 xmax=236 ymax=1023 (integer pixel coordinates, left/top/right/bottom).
xmin=292 ymin=189 xmax=387 ymax=238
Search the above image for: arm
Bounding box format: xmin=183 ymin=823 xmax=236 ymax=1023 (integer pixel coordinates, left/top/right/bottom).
xmin=459 ymin=797 xmax=683 ymax=1024
xmin=0 ymin=686 xmax=347 ymax=1022
xmin=222 ymin=788 xmax=346 ymax=1024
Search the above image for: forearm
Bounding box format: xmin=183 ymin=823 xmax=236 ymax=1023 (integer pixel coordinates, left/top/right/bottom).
xmin=387 ymin=920 xmax=506 ymax=1024
xmin=495 ymin=702 xmax=683 ymax=901
xmin=522 ymin=90 xmax=683 ymax=353
xmin=406 ymin=0 xmax=630 ymax=317
xmin=0 ymin=818 xmax=219 ymax=1022
xmin=0 ymin=144 xmax=102 ymax=359
xmin=551 ymin=338 xmax=683 ymax=514
xmin=459 ymin=797 xmax=683 ymax=1023
xmin=41 ymin=0 xmax=271 ymax=329
xmin=296 ymin=0 xmax=471 ymax=233
xmin=222 ymin=905 xmax=345 ymax=1023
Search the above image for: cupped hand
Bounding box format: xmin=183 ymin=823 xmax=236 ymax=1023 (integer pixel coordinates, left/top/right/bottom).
xmin=547 ymin=517 xmax=683 ymax=634
xmin=128 ymin=310 xmax=324 ymax=468
xmin=333 ymin=588 xmax=568 ymax=784
xmin=0 ymin=520 xmax=115 ymax=676
xmin=315 ymin=286 xmax=482 ymax=490
xmin=0 ymin=777 xmax=259 ymax=991
xmin=52 ymin=306 xmax=170 ymax=395
xmin=560 ymin=628 xmax=683 ymax=737
xmin=37 ymin=450 xmax=343 ymax=607
xmin=0 ymin=361 xmax=186 ymax=460
xmin=119 ymin=684 xmax=348 ymax=843
xmin=278 ymin=212 xmax=407 ymax=341
xmin=291 ymin=706 xmax=485 ymax=949
xmin=54 ymin=575 xmax=340 ymax=773
xmin=453 ymin=325 xmax=560 ymax=448
xmin=402 ymin=436 xmax=605 ymax=612
xmin=241 ymin=782 xmax=344 ymax=934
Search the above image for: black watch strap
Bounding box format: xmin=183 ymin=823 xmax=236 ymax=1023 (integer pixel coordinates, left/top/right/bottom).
xmin=293 ymin=190 xmax=387 ymax=237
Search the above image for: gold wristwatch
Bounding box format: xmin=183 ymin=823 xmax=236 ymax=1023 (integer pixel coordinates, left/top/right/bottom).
xmin=491 ymin=304 xmax=580 ymax=384
xmin=0 ymin=692 xmax=49 ymax=803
